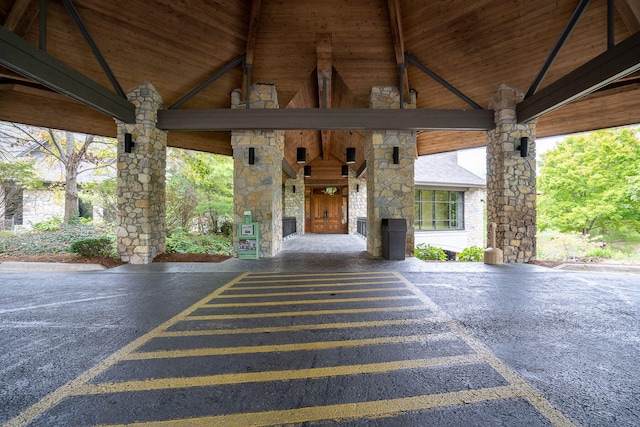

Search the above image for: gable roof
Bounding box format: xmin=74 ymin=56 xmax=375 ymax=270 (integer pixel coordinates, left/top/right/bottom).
xmin=414 ymin=152 xmax=485 ymax=189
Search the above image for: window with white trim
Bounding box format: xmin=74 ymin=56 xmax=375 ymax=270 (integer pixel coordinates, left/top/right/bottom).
xmin=414 ymin=189 xmax=464 ymax=230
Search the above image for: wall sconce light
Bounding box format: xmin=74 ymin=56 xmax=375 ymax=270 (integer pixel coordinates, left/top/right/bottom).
xmin=341 ymin=165 xmax=349 ymax=177
xmin=356 ymin=184 xmax=360 ymax=192
xmin=293 ymin=185 xmax=296 ymax=193
xmin=518 ymin=137 xmax=529 ymax=158
xmin=248 ymin=147 xmax=255 ymax=164
xmin=393 ymin=146 xmax=399 ymax=164
xmin=124 ymin=133 xmax=135 ymax=153
xmin=296 ymin=132 xmax=306 ymax=163
xmin=304 ymin=165 xmax=311 ymax=177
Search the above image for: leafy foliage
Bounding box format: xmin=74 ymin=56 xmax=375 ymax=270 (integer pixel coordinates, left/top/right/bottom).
xmin=414 ymin=243 xmax=447 ymax=261
xmin=0 ymin=223 xmax=114 ymax=255
xmin=70 ymin=237 xmax=115 ymax=257
xmin=80 ymin=178 xmax=117 ymax=223
xmin=538 ymin=128 xmax=640 ymax=236
xmin=458 ymin=245 xmax=484 ymax=262
xmin=166 ymin=229 xmax=233 ymax=255
xmin=166 ymin=148 xmax=233 ymax=234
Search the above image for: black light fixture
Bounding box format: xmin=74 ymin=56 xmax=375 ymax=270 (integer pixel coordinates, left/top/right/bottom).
xmin=124 ymin=133 xmax=134 ymax=153
xmin=518 ymin=137 xmax=529 ymax=158
xmin=296 ymin=131 xmax=306 ymax=163
xmin=304 ymin=165 xmax=312 ymax=177
xmin=341 ymin=165 xmax=349 ymax=177
xmin=356 ymin=184 xmax=360 ymax=192
xmin=248 ymin=147 xmax=255 ymax=164
xmin=292 ymin=185 xmax=296 ymax=193
xmin=393 ymin=146 xmax=399 ymax=164
xmin=346 ymin=132 xmax=356 ymax=164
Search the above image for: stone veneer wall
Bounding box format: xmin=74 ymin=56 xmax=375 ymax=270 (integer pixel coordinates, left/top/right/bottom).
xmin=365 ymin=86 xmax=417 ymax=257
xmin=22 ymin=189 xmax=64 ymax=227
xmin=486 ymin=84 xmax=536 ymax=262
xmin=347 ymin=169 xmax=367 ymax=235
xmin=231 ymin=84 xmax=284 ymax=257
xmin=284 ymin=169 xmax=305 ymax=235
xmin=115 ymin=83 xmax=167 ymax=264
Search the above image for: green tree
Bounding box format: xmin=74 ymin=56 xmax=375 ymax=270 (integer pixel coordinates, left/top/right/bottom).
xmin=166 ymin=148 xmax=233 ymax=234
xmin=0 ymin=161 xmax=42 ymax=226
xmin=538 ymin=127 xmax=640 ymax=236
xmin=0 ymin=122 xmax=116 ymax=224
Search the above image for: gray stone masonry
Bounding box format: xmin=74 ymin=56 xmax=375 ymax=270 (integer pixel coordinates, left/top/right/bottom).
xmin=284 ymin=169 xmax=305 ymax=236
xmin=231 ymin=84 xmax=284 ymax=257
xmin=115 ymin=83 xmax=167 ymax=264
xmin=366 ymin=86 xmax=417 ymax=257
xmin=486 ymin=84 xmax=537 ymax=263
xmin=347 ymin=168 xmax=367 ymax=235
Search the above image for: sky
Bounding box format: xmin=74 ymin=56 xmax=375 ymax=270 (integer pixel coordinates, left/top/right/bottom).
xmin=456 ymin=135 xmax=565 ymax=179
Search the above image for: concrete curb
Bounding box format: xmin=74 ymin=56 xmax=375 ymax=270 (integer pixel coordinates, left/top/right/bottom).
xmin=0 ymin=262 xmax=106 ymax=272
xmin=555 ymin=263 xmax=640 ymax=274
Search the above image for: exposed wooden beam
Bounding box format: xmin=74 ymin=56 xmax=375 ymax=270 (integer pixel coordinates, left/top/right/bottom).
xmin=387 ymin=0 xmax=409 ymax=101
xmin=282 ymin=158 xmax=297 ymax=179
xmin=617 ymin=0 xmax=640 ymax=34
xmin=157 ymin=108 xmax=495 ymax=131
xmin=517 ymin=31 xmax=640 ymax=123
xmin=316 ymin=33 xmax=332 ymax=159
xmin=0 ymin=25 xmax=136 ymax=123
xmin=356 ymin=160 xmax=367 ymax=178
xmin=3 ymin=0 xmax=35 ymax=34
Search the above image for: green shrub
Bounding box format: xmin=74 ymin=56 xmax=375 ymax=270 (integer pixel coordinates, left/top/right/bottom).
xmin=458 ymin=245 xmax=484 ymax=262
xmin=414 ymin=243 xmax=447 ymax=261
xmin=166 ymin=229 xmax=233 ymax=255
xmin=32 ymin=217 xmax=63 ymax=231
xmin=585 ymin=246 xmax=616 ymax=259
xmin=70 ymin=237 xmax=115 ymax=257
xmin=0 ymin=223 xmax=113 ymax=255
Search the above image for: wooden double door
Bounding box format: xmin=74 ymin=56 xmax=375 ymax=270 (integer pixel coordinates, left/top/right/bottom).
xmin=310 ymin=193 xmax=343 ymax=234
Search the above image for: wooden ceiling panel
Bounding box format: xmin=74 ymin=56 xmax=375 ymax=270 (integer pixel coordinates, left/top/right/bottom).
xmin=1 ymin=0 xmax=638 ymax=163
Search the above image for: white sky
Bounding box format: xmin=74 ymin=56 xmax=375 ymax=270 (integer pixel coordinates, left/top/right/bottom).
xmin=457 ymin=135 xmax=565 ymax=179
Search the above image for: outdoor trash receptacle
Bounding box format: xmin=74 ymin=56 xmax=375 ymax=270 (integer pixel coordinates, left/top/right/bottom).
xmin=381 ymin=218 xmax=407 ymax=260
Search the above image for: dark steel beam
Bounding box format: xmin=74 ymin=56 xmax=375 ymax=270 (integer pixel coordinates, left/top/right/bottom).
xmin=608 ymin=0 xmax=616 ymax=49
xmin=282 ymin=159 xmax=297 ymax=179
xmin=169 ymin=52 xmax=246 ymax=109
xmin=526 ymin=0 xmax=591 ymax=98
xmin=157 ymin=108 xmax=495 ymax=132
xmin=39 ymin=0 xmax=46 ymax=51
xmin=405 ymin=52 xmax=483 ymax=110
xmin=356 ymin=161 xmax=367 ymax=178
xmin=61 ymin=0 xmax=125 ymax=98
xmin=0 ymin=25 xmax=136 ymax=123
xmin=517 ymin=31 xmax=640 ymax=123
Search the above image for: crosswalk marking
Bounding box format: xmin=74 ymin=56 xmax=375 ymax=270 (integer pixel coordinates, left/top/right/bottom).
xmin=6 ymin=271 xmax=577 ymax=427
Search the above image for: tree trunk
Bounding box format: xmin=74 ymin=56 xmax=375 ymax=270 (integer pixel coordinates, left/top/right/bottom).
xmin=63 ymin=132 xmax=79 ymax=224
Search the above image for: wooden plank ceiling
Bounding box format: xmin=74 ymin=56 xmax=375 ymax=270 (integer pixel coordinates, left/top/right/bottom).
xmin=1 ymin=0 xmax=639 ymax=181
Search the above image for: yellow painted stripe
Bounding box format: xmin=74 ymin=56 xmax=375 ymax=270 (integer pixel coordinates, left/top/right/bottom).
xmin=393 ymin=273 xmax=578 ymax=427
xmin=217 ymin=287 xmax=406 ymax=298
xmin=159 ymin=317 xmax=444 ymax=337
xmin=4 ymin=272 xmax=252 ymax=427
xmin=235 ymin=276 xmax=398 ymax=284
xmin=185 ymin=305 xmax=426 ymax=320
xmin=229 ymin=280 xmax=402 ymax=290
xmin=77 ymin=354 xmax=483 ymax=395
xmin=202 ymin=295 xmax=416 ymax=308
xmin=241 ymin=272 xmax=397 ymax=279
xmin=97 ymin=385 xmax=521 ymax=427
xmin=124 ymin=333 xmax=457 ymax=360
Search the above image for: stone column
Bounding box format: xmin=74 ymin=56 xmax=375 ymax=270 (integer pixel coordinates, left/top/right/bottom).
xmin=486 ymin=84 xmax=537 ymax=263
xmin=115 ymin=83 xmax=167 ymax=264
xmin=284 ymin=169 xmax=305 ymax=236
xmin=365 ymin=86 xmax=417 ymax=257
xmin=347 ymin=168 xmax=367 ymax=235
xmin=231 ymin=84 xmax=284 ymax=257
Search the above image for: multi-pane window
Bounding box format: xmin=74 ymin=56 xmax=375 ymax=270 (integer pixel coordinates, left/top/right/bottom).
xmin=414 ymin=189 xmax=464 ymax=230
